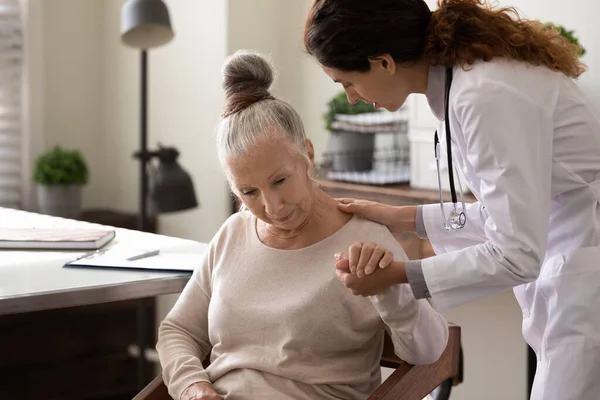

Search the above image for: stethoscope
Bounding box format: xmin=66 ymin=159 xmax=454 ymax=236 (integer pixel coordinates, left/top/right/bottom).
xmin=434 ymin=67 xmax=466 ymax=230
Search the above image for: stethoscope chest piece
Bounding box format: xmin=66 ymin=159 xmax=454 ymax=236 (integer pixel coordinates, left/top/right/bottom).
xmin=448 ymin=209 xmax=466 ymax=230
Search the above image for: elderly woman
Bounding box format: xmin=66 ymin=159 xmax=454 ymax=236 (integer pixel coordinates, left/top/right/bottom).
xmin=156 ymin=50 xmax=448 ymax=400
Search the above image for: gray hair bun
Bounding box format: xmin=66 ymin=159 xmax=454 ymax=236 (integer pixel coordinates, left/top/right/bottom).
xmin=222 ymin=50 xmax=275 ymax=117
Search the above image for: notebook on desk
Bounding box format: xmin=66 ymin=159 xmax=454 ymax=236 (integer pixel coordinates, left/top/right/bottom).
xmin=64 ymin=248 xmax=200 ymax=273
xmin=0 ymin=227 xmax=116 ymax=250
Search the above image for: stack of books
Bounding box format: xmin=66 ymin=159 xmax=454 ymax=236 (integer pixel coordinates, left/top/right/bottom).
xmin=0 ymin=227 xmax=115 ymax=250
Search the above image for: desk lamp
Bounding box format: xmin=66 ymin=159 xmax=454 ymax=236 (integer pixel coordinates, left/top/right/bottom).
xmin=120 ymin=0 xmax=198 ymax=234
xmin=120 ymin=0 xmax=198 ymax=390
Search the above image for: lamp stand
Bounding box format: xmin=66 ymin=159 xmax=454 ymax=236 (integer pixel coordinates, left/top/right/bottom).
xmin=139 ymin=50 xmax=149 ymax=233
xmin=136 ymin=49 xmax=150 ymax=390
xmin=121 ymin=0 xmax=198 ymax=391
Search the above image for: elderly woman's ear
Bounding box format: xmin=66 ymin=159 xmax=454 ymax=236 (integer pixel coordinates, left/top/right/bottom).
xmin=305 ymin=139 xmax=315 ymax=163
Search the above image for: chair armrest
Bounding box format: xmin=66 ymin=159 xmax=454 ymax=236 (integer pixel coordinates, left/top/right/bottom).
xmin=132 ymin=374 xmax=171 ymax=400
xmin=369 ymin=324 xmax=462 ymax=400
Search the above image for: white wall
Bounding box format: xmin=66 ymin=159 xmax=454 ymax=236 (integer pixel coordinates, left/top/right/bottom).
xmin=227 ymin=0 xmax=282 ymax=92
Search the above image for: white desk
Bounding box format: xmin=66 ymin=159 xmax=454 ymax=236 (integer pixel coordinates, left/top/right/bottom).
xmin=0 ymin=207 xmax=206 ymax=316
xmin=0 ymin=207 xmax=208 ymax=394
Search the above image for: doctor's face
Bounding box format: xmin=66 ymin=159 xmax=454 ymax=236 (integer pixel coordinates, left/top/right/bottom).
xmin=321 ymin=54 xmax=427 ymax=112
xmin=226 ymin=134 xmax=317 ymax=231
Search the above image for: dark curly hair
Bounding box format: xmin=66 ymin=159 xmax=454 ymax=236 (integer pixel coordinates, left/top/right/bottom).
xmin=304 ymin=0 xmax=586 ymax=78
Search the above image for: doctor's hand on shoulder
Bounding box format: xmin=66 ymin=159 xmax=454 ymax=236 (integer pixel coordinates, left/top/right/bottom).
xmin=334 ymin=242 xmax=407 ymax=296
xmin=337 ymin=198 xmax=417 ymax=235
xmin=181 ymin=382 xmax=223 ymax=400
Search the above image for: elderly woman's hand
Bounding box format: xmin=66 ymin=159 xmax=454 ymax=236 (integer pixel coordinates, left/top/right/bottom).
xmin=334 ymin=242 xmax=408 ymax=296
xmin=337 ymin=198 xmax=417 ymax=235
xmin=334 ymin=257 xmax=407 ymax=296
xmin=336 ymin=241 xmax=394 ymax=278
xmin=181 ymin=382 xmax=223 ymax=400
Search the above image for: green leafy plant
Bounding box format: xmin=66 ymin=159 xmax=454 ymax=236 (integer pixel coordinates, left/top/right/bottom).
xmin=550 ymin=24 xmax=586 ymax=57
xmin=324 ymin=91 xmax=378 ymax=131
xmin=33 ymin=146 xmax=89 ymax=186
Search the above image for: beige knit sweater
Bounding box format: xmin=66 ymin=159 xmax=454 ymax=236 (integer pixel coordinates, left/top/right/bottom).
xmin=157 ymin=212 xmax=448 ymax=400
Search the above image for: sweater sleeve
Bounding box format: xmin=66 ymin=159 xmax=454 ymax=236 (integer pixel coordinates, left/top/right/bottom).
xmin=369 ymin=284 xmax=449 ymax=365
xmin=367 ymin=224 xmax=449 ymax=365
xmin=156 ymin=245 xmax=215 ymax=400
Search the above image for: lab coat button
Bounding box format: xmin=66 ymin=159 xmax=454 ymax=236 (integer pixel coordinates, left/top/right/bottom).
xmin=523 ymin=309 xmax=530 ymax=317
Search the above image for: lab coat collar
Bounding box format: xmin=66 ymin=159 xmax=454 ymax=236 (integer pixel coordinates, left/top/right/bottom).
xmin=426 ymin=64 xmax=446 ymax=121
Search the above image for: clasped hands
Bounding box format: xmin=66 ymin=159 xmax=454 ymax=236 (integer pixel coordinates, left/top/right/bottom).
xmin=334 ymin=241 xmax=407 ymax=297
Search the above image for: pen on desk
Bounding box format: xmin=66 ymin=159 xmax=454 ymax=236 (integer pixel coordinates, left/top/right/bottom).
xmin=127 ymin=250 xmax=160 ymax=261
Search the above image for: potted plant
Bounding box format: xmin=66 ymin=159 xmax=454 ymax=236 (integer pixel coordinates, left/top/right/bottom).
xmin=551 ymin=24 xmax=586 ymax=57
xmin=324 ymin=91 xmax=380 ymax=172
xmin=33 ymin=146 xmax=89 ymax=218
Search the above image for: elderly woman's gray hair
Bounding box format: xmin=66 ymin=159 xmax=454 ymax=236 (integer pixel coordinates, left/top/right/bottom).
xmin=216 ymin=50 xmax=308 ymax=169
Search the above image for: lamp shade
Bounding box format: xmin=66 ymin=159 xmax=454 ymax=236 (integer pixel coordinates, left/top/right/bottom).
xmin=148 ymin=147 xmax=198 ymax=213
xmin=120 ymin=0 xmax=174 ymax=49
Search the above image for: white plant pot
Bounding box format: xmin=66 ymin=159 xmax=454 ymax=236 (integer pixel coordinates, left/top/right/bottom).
xmin=36 ymin=184 xmax=83 ymax=219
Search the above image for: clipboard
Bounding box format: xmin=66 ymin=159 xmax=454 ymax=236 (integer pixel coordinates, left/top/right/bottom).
xmin=63 ymin=247 xmax=200 ymax=273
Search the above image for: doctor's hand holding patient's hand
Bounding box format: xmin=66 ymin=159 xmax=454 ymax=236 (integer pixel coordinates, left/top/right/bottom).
xmin=181 ymin=382 xmax=223 ymax=400
xmin=334 ymin=242 xmax=408 ymax=296
xmin=337 ymin=198 xmax=418 ymax=235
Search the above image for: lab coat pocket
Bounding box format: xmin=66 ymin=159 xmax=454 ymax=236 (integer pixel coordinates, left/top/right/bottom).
xmin=538 ymin=247 xmax=600 ymax=348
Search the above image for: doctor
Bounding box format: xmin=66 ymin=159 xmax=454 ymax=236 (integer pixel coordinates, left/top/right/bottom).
xmin=304 ymin=0 xmax=600 ymax=399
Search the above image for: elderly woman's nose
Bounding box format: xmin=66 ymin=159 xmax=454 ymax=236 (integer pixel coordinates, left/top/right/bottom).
xmin=263 ymin=192 xmax=285 ymax=215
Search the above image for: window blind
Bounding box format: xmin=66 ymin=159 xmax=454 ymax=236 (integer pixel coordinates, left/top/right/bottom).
xmin=0 ymin=0 xmax=22 ymax=209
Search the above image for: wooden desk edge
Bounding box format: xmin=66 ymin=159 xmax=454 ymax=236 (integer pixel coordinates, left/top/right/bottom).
xmin=0 ymin=275 xmax=191 ymax=316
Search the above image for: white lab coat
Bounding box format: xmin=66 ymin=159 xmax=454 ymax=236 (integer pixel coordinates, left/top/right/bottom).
xmin=420 ymin=59 xmax=600 ymax=400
